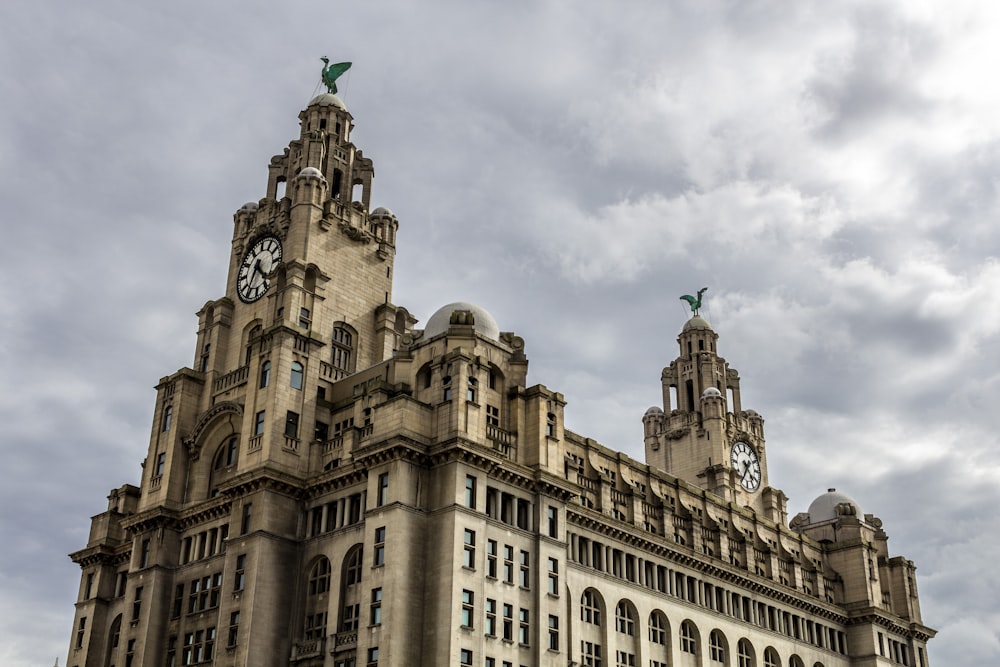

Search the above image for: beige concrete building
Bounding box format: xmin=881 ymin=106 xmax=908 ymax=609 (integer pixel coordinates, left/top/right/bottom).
xmin=67 ymin=88 xmax=934 ymax=667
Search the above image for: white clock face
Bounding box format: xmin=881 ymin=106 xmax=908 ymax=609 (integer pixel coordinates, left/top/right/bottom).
xmin=730 ymin=440 xmax=761 ymax=492
xmin=237 ymin=235 xmax=282 ymax=303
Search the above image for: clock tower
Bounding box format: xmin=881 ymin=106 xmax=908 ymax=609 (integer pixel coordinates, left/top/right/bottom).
xmin=643 ymin=314 xmax=788 ymax=523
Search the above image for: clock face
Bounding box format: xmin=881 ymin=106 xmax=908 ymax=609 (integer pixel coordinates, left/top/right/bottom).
xmin=237 ymin=235 xmax=282 ymax=303
xmin=730 ymin=440 xmax=761 ymax=492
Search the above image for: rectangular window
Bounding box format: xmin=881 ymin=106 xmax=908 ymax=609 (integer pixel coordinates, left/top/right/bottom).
xmin=315 ymin=420 xmax=329 ymax=441
xmin=227 ymin=611 xmax=240 ymax=647
xmin=547 ymin=506 xmax=558 ymax=537
xmin=155 ymin=452 xmax=166 ymax=476
xmin=376 ymin=472 xmax=389 ymax=507
xmin=460 ymin=649 xmax=473 ymax=667
xmin=373 ymin=526 xmax=386 ymax=566
xmin=75 ymin=617 xmax=86 ymax=648
xmin=341 ymin=603 xmax=360 ymax=632
xmin=548 ymin=614 xmax=559 ymax=650
xmin=485 ymin=599 xmax=497 ymax=636
xmin=503 ymin=545 xmax=514 ymax=583
xmin=502 ymin=603 xmax=513 ymax=641
xmin=240 ymin=503 xmax=252 ymax=535
xmin=140 ymin=539 xmax=151 ymax=568
xmin=486 ymin=405 xmax=500 ymax=426
xmin=547 ymin=557 xmax=559 ymax=595
xmin=461 ymin=589 xmax=474 ymax=627
xmin=487 ymin=540 xmax=498 ymax=578
xmin=132 ymin=586 xmax=143 ymax=621
xmin=519 ymin=550 xmax=530 ymax=588
xmin=285 ymin=410 xmax=300 ymax=438
xmin=84 ymin=573 xmax=94 ymax=600
xmin=518 ymin=608 xmax=529 ymax=645
xmin=581 ymin=641 xmax=602 ymax=666
xmin=465 ymin=475 xmax=476 ymax=509
xmin=254 ymin=410 xmax=265 ymax=435
xmin=234 ymin=554 xmax=246 ymax=591
xmin=463 ymin=529 xmax=476 ymax=569
xmin=370 ymin=588 xmax=382 ymax=625
xmin=367 ymin=647 xmax=379 ymax=667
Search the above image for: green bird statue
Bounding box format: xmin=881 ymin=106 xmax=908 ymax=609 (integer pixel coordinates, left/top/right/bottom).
xmin=320 ymin=57 xmax=352 ymax=94
xmin=680 ymin=287 xmax=709 ymax=315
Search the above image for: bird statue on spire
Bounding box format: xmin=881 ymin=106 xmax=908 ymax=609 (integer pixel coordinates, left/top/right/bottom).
xmin=320 ymin=57 xmax=352 ymax=94
xmin=680 ymin=287 xmax=709 ymax=315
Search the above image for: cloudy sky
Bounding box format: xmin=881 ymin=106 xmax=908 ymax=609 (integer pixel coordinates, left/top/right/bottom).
xmin=2 ymin=1 xmax=998 ymax=664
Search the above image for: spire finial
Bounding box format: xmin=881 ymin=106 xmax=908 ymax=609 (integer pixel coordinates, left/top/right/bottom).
xmin=320 ymin=57 xmax=352 ymax=94
xmin=679 ymin=287 xmax=709 ymax=315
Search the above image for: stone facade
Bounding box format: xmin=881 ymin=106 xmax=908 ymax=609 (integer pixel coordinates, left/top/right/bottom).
xmin=67 ymin=89 xmax=934 ymax=667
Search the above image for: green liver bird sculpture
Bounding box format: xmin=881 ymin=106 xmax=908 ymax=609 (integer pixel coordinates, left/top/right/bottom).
xmin=320 ymin=57 xmax=352 ymax=94
xmin=680 ymin=287 xmax=709 ymax=315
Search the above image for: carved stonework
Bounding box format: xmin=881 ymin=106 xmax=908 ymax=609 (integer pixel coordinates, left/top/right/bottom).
xmin=183 ymin=401 xmax=244 ymax=461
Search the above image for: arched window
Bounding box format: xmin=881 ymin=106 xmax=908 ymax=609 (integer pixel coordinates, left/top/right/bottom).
xmin=245 ymin=324 xmax=261 ymax=366
xmin=290 ymin=361 xmax=303 ymax=390
xmin=581 ymin=589 xmax=602 ymax=625
xmin=343 ymin=545 xmax=363 ymax=586
xmin=308 ymin=557 xmax=331 ymax=595
xmin=332 ymin=325 xmax=354 ymax=375
xmin=763 ymin=648 xmax=781 ymax=667
xmin=259 ymin=360 xmax=270 ymax=388
xmin=615 ymin=601 xmax=636 ymax=636
xmin=209 ymin=436 xmax=240 ymax=498
xmin=648 ymin=611 xmax=669 ymax=645
xmin=788 ymin=656 xmax=804 ymax=667
xmin=104 ymin=614 xmax=122 ymax=667
xmin=680 ymin=620 xmax=699 ymax=655
xmin=339 ymin=545 xmax=364 ymax=633
xmin=738 ymin=638 xmax=756 ymax=667
xmin=710 ymin=629 xmax=728 ymax=664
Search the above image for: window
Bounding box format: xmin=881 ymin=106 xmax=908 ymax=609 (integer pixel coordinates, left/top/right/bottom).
xmin=548 ymin=614 xmax=559 ymax=650
xmin=680 ymin=621 xmax=697 ymax=655
xmin=181 ymin=627 xmax=215 ymax=663
xmin=615 ymin=601 xmax=635 ymax=636
xmin=615 ymin=651 xmax=636 ymax=667
xmin=710 ymin=630 xmax=726 ymax=663
xmin=309 ymin=558 xmax=331 ymax=595
xmin=764 ymin=647 xmax=780 ymax=667
xmin=461 ymin=589 xmax=474 ymax=627
xmin=502 ymin=603 xmax=513 ymax=641
xmin=83 ymin=573 xmax=94 ymax=600
xmin=485 ymin=598 xmax=497 ymax=636
xmin=503 ymin=545 xmax=514 ymax=583
xmin=254 ymin=410 xmax=265 ymax=435
xmin=486 ymin=540 xmax=498 ymax=578
xmin=443 ymin=375 xmax=452 ymax=401
xmin=370 ymin=588 xmax=382 ymax=625
xmin=140 ymin=539 xmax=151 ymax=568
xmin=547 ymin=506 xmax=557 ymax=537
xmin=367 ymin=647 xmax=379 ymax=667
xmin=373 ymin=527 xmax=386 ymax=566
xmin=581 ymin=641 xmax=602 ymax=666
xmin=240 ymin=503 xmax=252 ymax=535
xmin=581 ymin=590 xmax=601 ymax=625
xmin=259 ymin=360 xmax=270 ymax=388
xmin=227 ymin=611 xmax=240 ymax=647
xmin=649 ymin=611 xmax=668 ymax=645
xmin=220 ymin=436 xmax=238 ymax=467
xmin=460 ymin=649 xmax=473 ymax=667
xmin=290 ymin=361 xmax=304 ymax=389
xmin=132 ymin=586 xmax=143 ymax=621
xmin=519 ymin=550 xmax=530 ymax=588
xmin=75 ymin=617 xmax=86 ymax=648
xmin=340 ymin=604 xmax=360 ymax=632
xmin=234 ymin=554 xmax=246 ymax=591
xmin=200 ymin=343 xmax=211 ymax=372
xmin=332 ymin=326 xmax=354 ymax=373
xmin=299 ymin=308 xmax=310 ymax=329
xmin=305 ymin=612 xmax=327 ymax=640
xmin=486 ymin=404 xmax=499 ymax=426
xmin=155 ymin=452 xmax=165 ymax=476
xmin=285 ymin=410 xmax=300 ymax=438
xmin=162 ymin=405 xmax=173 ymax=431
xmin=738 ymin=638 xmax=755 ymax=667
xmin=344 ymin=545 xmax=363 ymax=585
xmin=377 ymin=473 xmax=389 ymax=507
xmin=463 ymin=529 xmax=476 ymax=568
xmin=465 ymin=475 xmax=476 ymax=509
xmin=547 ymin=557 xmax=559 ymax=595
xmin=518 ymin=608 xmax=529 ymax=645
xmin=467 ymin=376 xmax=477 ymax=402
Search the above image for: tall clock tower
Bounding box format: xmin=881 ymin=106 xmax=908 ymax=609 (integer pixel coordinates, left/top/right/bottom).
xmin=643 ymin=314 xmax=788 ymax=523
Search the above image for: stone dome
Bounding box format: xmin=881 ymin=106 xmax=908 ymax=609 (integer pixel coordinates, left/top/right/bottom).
xmin=298 ymin=166 xmax=324 ymax=179
xmin=308 ymin=93 xmax=346 ymax=110
xmin=807 ymin=488 xmax=864 ymax=523
xmin=682 ymin=315 xmax=714 ymax=332
xmin=239 ymin=202 xmax=258 ymax=212
xmin=424 ymin=302 xmax=500 ymax=341
xmin=702 ymin=387 xmax=722 ymax=398
xmin=644 ymin=406 xmax=664 ymax=417
xmin=371 ymin=207 xmax=397 ymax=219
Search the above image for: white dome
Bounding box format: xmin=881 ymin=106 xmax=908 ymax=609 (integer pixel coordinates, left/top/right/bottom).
xmin=644 ymin=406 xmax=664 ymax=417
xmin=298 ymin=166 xmax=324 ymax=179
xmin=371 ymin=206 xmax=396 ymax=218
xmin=807 ymin=488 xmax=864 ymax=523
xmin=308 ymin=93 xmax=346 ymax=110
xmin=682 ymin=315 xmax=714 ymax=332
xmin=424 ymin=302 xmax=500 ymax=340
xmin=239 ymin=202 xmax=258 ymax=212
xmin=702 ymin=387 xmax=722 ymax=398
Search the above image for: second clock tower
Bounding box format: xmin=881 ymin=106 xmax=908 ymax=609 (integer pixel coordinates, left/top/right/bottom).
xmin=643 ymin=314 xmax=788 ymax=523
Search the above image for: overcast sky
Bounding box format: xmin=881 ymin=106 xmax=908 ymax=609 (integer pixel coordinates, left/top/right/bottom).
xmin=1 ymin=1 xmax=998 ymax=665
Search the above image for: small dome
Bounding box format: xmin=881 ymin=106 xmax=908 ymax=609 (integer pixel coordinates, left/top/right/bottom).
xmin=297 ymin=166 xmax=325 ymax=180
xmin=683 ymin=315 xmax=714 ymax=332
xmin=806 ymin=488 xmax=864 ymax=523
xmin=644 ymin=406 xmax=664 ymax=417
xmin=371 ymin=207 xmax=397 ymax=220
xmin=308 ymin=93 xmax=346 ymax=110
xmin=702 ymin=387 xmax=722 ymax=398
xmin=239 ymin=202 xmax=258 ymax=212
xmin=424 ymin=302 xmax=500 ymax=341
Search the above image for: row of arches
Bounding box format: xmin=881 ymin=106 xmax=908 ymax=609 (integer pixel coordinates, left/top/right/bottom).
xmin=302 ymin=546 xmax=366 ymax=642
xmin=580 ymin=588 xmax=827 ymax=667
